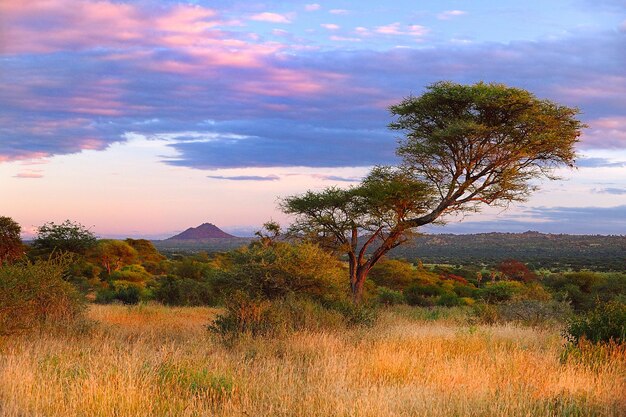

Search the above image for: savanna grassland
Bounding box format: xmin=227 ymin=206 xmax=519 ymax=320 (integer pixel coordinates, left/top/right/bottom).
xmin=1 ymin=304 xmax=624 ymax=417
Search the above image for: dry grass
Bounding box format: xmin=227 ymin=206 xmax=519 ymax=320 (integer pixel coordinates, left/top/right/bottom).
xmin=0 ymin=304 xmax=624 ymax=416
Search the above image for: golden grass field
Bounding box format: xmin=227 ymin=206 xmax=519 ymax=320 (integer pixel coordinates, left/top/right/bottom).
xmin=0 ymin=304 xmax=624 ymax=417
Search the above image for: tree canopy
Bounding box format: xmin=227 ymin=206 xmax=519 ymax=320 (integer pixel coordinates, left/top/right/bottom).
xmin=0 ymin=216 xmax=24 ymax=264
xmin=283 ymin=81 xmax=583 ymax=303
xmin=32 ymin=220 xmax=97 ymax=256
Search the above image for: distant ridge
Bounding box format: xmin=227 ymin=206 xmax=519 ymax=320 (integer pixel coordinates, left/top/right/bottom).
xmin=166 ymin=223 xmax=235 ymax=240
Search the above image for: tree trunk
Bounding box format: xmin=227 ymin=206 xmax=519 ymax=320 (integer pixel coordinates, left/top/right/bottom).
xmin=350 ymin=265 xmax=370 ymax=304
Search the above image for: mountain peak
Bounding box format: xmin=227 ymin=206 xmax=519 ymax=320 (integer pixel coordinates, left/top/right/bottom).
xmin=166 ymin=223 xmax=235 ymax=240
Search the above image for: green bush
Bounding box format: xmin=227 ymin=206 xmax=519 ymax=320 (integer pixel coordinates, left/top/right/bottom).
xmin=478 ymin=281 xmax=525 ymax=303
xmin=0 ymin=256 xmax=85 ymax=335
xmin=496 ymin=299 xmax=572 ymax=325
xmin=377 ymin=286 xmax=405 ymax=306
xmin=209 ymin=292 xmax=345 ymax=340
xmin=564 ymin=301 xmax=626 ymax=345
xmin=369 ymin=259 xmax=416 ymax=291
xmin=473 ymin=299 xmax=572 ymax=326
xmin=114 ymin=285 xmax=141 ymax=304
xmin=215 ymin=241 xmax=347 ymax=303
xmin=95 ymin=282 xmax=146 ymax=305
xmin=153 ymin=276 xmax=218 ymax=306
xmin=437 ymin=292 xmax=461 ymax=307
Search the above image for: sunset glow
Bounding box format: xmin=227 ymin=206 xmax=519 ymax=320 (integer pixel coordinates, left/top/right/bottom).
xmin=1 ymin=0 xmax=625 ymax=238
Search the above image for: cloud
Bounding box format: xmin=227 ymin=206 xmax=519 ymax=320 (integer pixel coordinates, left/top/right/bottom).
xmin=207 ymin=174 xmax=280 ymax=181
xmin=162 ymin=121 xmax=397 ymax=169
xmin=13 ymin=170 xmax=44 ymax=179
xmin=581 ymin=116 xmax=626 ymax=148
xmin=437 ymin=10 xmax=467 ymax=20
xmin=312 ymin=174 xmax=362 ymax=182
xmin=330 ymin=9 xmax=350 ymax=15
xmin=305 ymin=4 xmax=321 ymax=12
xmin=330 ymin=36 xmax=362 ymax=42
xmin=434 ymin=205 xmax=626 ymax=234
xmin=321 ymin=23 xmax=340 ymax=30
xmin=375 ymin=23 xmax=428 ymax=37
xmin=249 ymin=12 xmax=291 ymax=24
xmin=1 ymin=1 xmax=626 ymax=169
xmin=577 ymin=157 xmax=626 ymax=168
xmin=594 ymin=187 xmax=626 ymax=195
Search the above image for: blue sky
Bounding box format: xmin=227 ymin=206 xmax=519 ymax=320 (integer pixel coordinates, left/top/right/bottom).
xmin=0 ymin=0 xmax=625 ymax=237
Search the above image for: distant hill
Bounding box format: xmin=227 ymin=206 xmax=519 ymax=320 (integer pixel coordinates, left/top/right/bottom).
xmin=154 ymin=229 xmax=624 ymax=271
xmin=389 ymin=231 xmax=625 ymax=271
xmin=165 ymin=223 xmax=235 ymax=240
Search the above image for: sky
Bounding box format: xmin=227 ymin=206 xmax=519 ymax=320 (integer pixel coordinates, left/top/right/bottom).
xmin=1 ymin=0 xmax=625 ymax=238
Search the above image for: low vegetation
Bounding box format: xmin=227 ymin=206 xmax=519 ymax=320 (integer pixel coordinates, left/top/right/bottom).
xmin=1 ymin=304 xmax=624 ymax=417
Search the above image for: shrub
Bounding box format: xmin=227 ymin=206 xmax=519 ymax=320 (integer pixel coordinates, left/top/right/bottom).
xmin=331 ymin=300 xmax=379 ymax=327
xmin=153 ymin=276 xmax=218 ymax=306
xmin=564 ymin=301 xmax=626 ymax=345
xmin=496 ymin=299 xmax=572 ymax=325
xmin=114 ymin=285 xmax=142 ymax=304
xmin=437 ymin=292 xmax=461 ymax=307
xmin=215 ymin=241 xmax=347 ymax=303
xmin=478 ymin=281 xmax=525 ymax=303
xmin=473 ymin=299 xmax=572 ymax=326
xmin=377 ymin=286 xmax=405 ymax=306
xmin=0 ymin=256 xmax=85 ymax=335
xmin=369 ymin=259 xmax=416 ymax=291
xmin=95 ymin=282 xmax=147 ymax=305
xmin=209 ymin=292 xmax=345 ymax=340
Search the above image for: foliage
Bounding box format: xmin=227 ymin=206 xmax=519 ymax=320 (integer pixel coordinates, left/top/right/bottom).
xmin=478 ymin=281 xmax=526 ymax=303
xmin=215 ymin=241 xmax=347 ymax=303
xmin=32 ymin=220 xmax=97 ymax=256
xmin=0 ymin=216 xmax=24 ymax=264
xmin=0 ymin=255 xmax=85 ymax=335
xmin=377 ymin=286 xmax=406 ymax=306
xmin=153 ymin=276 xmax=218 ymax=306
xmin=95 ymin=283 xmax=143 ymax=305
xmin=369 ymin=259 xmax=417 ymax=291
xmin=282 ymin=166 xmax=434 ymax=303
xmin=564 ymin=301 xmax=626 ymax=345
xmin=125 ymin=238 xmax=166 ymax=273
xmin=391 ymin=81 xmax=582 ymax=211
xmin=473 ymin=300 xmax=573 ymax=326
xmin=437 ymin=292 xmax=461 ymax=307
xmin=497 ymin=259 xmax=537 ymax=282
xmin=209 ymin=292 xmax=345 ymax=340
xmin=283 ymin=82 xmax=582 ymax=303
xmin=90 ymin=240 xmax=138 ymax=275
xmin=543 ymin=271 xmax=625 ymax=311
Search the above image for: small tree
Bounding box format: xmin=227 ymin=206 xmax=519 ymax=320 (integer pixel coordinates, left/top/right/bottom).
xmin=283 ymin=82 xmax=583 ymax=303
xmin=90 ymin=240 xmax=138 ymax=275
xmin=497 ymin=259 xmax=537 ymax=282
xmin=0 ymin=216 xmax=24 ymax=264
xmin=32 ymin=220 xmax=97 ymax=256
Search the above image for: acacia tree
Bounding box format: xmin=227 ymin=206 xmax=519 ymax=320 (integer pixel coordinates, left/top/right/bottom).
xmin=32 ymin=220 xmax=97 ymax=257
xmin=283 ymin=82 xmax=584 ymax=303
xmin=90 ymin=240 xmax=138 ymax=275
xmin=0 ymin=216 xmax=24 ymax=264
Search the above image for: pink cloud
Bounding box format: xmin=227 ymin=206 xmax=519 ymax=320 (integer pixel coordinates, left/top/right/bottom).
xmin=321 ymin=23 xmax=340 ymax=30
xmin=305 ymin=4 xmax=321 ymax=12
xmin=249 ymin=12 xmax=292 ymax=24
xmin=0 ymin=0 xmax=230 ymax=54
xmin=375 ymin=23 xmax=429 ymax=37
xmin=555 ymin=77 xmax=626 ymax=101
xmin=582 ymin=116 xmax=626 ymax=149
xmin=14 ymin=171 xmax=44 ymax=179
xmin=437 ymin=10 xmax=467 ymax=20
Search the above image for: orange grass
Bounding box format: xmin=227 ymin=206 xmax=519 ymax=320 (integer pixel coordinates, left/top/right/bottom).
xmin=0 ymin=304 xmax=624 ymax=416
